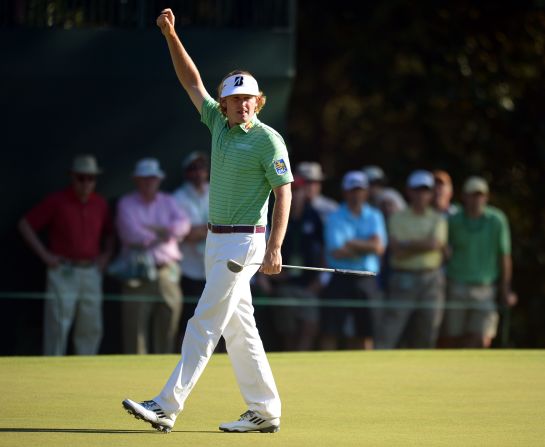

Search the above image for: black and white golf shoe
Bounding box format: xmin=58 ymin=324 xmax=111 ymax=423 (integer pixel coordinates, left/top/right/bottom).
xmin=219 ymin=410 xmax=280 ymax=433
xmin=122 ymin=398 xmax=174 ymax=433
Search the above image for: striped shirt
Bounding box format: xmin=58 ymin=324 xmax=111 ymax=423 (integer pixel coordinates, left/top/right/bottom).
xmin=200 ymin=95 xmax=293 ymax=226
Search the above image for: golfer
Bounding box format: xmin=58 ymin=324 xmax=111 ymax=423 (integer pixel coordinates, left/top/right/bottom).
xmin=122 ymin=8 xmax=293 ymax=434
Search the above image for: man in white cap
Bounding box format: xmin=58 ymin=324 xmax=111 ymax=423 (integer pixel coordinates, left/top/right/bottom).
xmin=321 ymin=171 xmax=387 ymax=350
xmin=18 ymin=155 xmax=113 ymax=355
xmin=363 ymin=164 xmax=407 ymax=211
xmin=379 ymin=170 xmax=447 ymax=349
xmin=296 ymin=161 xmax=338 ymax=222
xmin=362 ymin=165 xmax=386 ymax=208
xmin=122 ymin=8 xmax=293 ymax=434
xmin=116 ymin=158 xmax=190 ymax=354
xmin=442 ymin=176 xmax=517 ymax=348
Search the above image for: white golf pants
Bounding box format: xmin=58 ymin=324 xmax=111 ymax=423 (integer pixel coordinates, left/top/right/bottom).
xmin=154 ymin=231 xmax=281 ymax=419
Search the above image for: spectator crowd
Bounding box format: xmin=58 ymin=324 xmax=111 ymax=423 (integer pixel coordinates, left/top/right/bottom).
xmin=17 ymin=155 xmax=517 ymax=355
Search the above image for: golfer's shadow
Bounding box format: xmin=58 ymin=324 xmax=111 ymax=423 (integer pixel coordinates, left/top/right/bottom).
xmin=0 ymin=427 xmax=220 ymax=434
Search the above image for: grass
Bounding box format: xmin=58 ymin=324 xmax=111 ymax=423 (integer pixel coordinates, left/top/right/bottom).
xmin=0 ymin=351 xmax=544 ymax=446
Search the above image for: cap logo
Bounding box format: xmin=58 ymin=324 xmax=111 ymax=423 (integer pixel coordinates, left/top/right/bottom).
xmin=220 ymin=74 xmax=260 ymax=98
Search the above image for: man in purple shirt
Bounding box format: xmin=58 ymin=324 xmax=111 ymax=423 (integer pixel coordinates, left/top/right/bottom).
xmin=117 ymin=158 xmax=191 ymax=354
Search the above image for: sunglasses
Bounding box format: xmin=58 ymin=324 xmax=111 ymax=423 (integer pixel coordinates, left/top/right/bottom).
xmin=75 ymin=174 xmax=96 ymax=183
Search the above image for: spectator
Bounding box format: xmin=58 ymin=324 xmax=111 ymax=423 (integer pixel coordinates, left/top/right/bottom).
xmin=18 ymin=155 xmax=113 ymax=355
xmin=432 ymin=169 xmax=458 ymax=216
xmin=362 ymin=165 xmax=387 ymax=208
xmin=362 ymin=165 xmax=407 ymax=212
xmin=297 ymin=161 xmax=338 ymax=300
xmin=376 ymin=188 xmax=407 ymax=220
xmin=172 ymin=151 xmax=210 ymax=339
xmin=432 ymin=170 xmax=457 ymax=348
xmin=117 ymin=158 xmax=190 ymax=354
xmin=259 ymin=176 xmax=324 ymax=351
xmin=296 ymin=161 xmax=338 ymax=222
xmin=375 ymin=186 xmax=407 ymax=314
xmin=443 ymin=176 xmax=517 ymax=348
xmin=321 ymin=171 xmax=386 ymax=350
xmin=380 ymin=170 xmax=447 ymax=349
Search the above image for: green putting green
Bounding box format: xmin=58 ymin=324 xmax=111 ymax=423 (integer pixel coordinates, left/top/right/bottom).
xmin=1 ymin=351 xmax=544 ymax=446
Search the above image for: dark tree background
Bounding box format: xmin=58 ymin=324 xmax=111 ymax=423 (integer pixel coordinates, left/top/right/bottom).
xmin=288 ymin=0 xmax=545 ymax=346
xmin=1 ymin=0 xmax=543 ymax=347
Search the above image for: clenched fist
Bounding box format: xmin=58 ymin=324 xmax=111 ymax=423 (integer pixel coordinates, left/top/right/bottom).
xmin=156 ymin=8 xmax=175 ymax=34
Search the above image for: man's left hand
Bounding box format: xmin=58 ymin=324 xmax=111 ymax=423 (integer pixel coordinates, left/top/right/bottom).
xmin=260 ymin=247 xmax=282 ymax=275
xmin=502 ymin=291 xmax=518 ymax=307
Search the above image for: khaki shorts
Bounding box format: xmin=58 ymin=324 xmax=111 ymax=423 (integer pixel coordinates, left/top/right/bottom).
xmin=442 ymin=282 xmax=498 ymax=339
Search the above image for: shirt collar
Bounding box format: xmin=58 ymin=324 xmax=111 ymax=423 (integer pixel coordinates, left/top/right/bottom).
xmin=409 ymin=206 xmax=432 ymax=216
xmin=67 ymin=186 xmax=95 ymax=204
xmin=237 ymin=114 xmax=260 ymax=133
xmin=184 ymin=182 xmax=209 ymax=198
xmin=341 ymin=202 xmax=368 ymax=217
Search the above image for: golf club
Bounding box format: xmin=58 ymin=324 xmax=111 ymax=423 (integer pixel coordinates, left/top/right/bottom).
xmin=226 ymin=259 xmax=376 ymax=277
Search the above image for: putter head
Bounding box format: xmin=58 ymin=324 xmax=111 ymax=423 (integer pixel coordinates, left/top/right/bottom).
xmin=226 ymin=259 xmax=244 ymax=273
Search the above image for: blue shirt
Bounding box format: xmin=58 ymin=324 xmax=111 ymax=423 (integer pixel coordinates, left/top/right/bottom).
xmin=324 ymin=203 xmax=387 ymax=273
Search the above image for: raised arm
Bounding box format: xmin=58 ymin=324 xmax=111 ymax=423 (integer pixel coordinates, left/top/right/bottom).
xmin=156 ymin=8 xmax=209 ymax=112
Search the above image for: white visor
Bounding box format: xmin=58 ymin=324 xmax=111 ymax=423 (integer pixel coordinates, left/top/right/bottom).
xmin=220 ymin=74 xmax=260 ymax=98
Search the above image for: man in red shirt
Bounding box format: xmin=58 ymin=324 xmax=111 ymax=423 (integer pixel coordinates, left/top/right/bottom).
xmin=18 ymin=155 xmax=113 ymax=355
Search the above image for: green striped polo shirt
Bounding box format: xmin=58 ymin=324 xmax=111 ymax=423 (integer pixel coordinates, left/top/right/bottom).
xmin=200 ymin=95 xmax=293 ymax=226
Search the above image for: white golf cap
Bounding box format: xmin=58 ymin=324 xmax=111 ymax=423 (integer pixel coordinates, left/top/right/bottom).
xmin=362 ymin=165 xmax=385 ymax=183
xmin=133 ymin=158 xmax=165 ymax=179
xmin=71 ymin=154 xmax=102 ymax=175
xmin=182 ymin=151 xmax=208 ymax=169
xmin=297 ymin=161 xmax=325 ymax=181
xmin=342 ymin=171 xmax=369 ymax=191
xmin=220 ymin=74 xmax=260 ymax=98
xmin=463 ymin=176 xmax=489 ymax=194
xmin=407 ymin=170 xmax=434 ymax=189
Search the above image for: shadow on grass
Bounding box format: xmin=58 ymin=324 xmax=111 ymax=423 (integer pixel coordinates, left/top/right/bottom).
xmin=0 ymin=428 xmax=221 ymax=434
